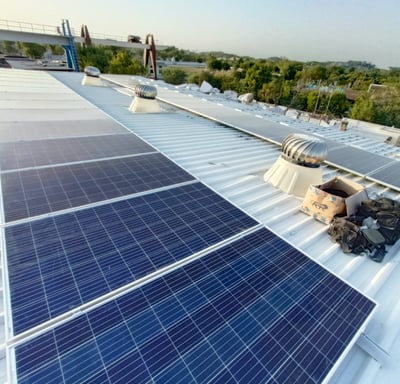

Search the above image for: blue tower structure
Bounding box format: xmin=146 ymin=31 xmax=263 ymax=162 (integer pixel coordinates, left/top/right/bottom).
xmin=61 ymin=19 xmax=80 ymax=72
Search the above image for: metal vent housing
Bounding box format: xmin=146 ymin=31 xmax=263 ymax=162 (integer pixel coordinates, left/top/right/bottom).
xmin=134 ymin=84 xmax=157 ymax=99
xmin=84 ymin=66 xmax=101 ymax=78
xmin=281 ymin=133 xmax=327 ymax=167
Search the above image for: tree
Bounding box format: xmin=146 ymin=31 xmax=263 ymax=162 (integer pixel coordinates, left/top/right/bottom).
xmin=18 ymin=42 xmax=46 ymax=59
xmin=218 ymin=73 xmax=238 ymax=92
xmin=307 ymin=90 xmax=321 ymax=112
xmin=350 ymin=85 xmax=400 ymax=128
xmin=207 ymin=56 xmax=223 ymax=70
xmin=299 ymin=65 xmax=328 ymax=82
xmin=157 ymin=46 xmax=184 ymax=61
xmin=108 ymin=51 xmax=146 ymax=75
xmin=0 ymin=41 xmax=20 ymax=55
xmin=243 ymin=62 xmax=272 ymax=95
xmin=350 ymin=93 xmax=376 ymax=122
xmin=48 ymin=45 xmax=65 ymax=56
xmin=161 ymin=67 xmax=187 ymax=85
xmin=371 ymin=85 xmax=400 ymax=127
xmin=290 ymin=91 xmax=309 ymax=111
xmin=207 ymin=56 xmax=231 ymax=71
xmin=197 ymin=71 xmax=222 ymax=89
xmin=327 ymin=93 xmax=350 ymax=116
xmin=259 ymin=77 xmax=282 ymax=104
xmin=76 ymin=45 xmax=114 ymax=72
xmin=281 ymin=60 xmax=303 ymax=81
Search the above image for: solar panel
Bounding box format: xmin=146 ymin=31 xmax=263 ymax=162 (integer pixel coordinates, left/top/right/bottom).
xmin=6 ymin=182 xmax=258 ymax=334
xmin=0 ymin=91 xmax=82 ymax=101
xmin=155 ymin=90 xmax=301 ymax=146
xmin=0 ymin=119 xmax=128 ymax=142
xmin=14 ymin=228 xmax=375 ymax=384
xmin=2 ymin=153 xmax=195 ymax=222
xmin=100 ymin=77 xmax=398 ymax=192
xmin=326 ymin=146 xmax=394 ymax=176
xmin=0 ymin=133 xmax=154 ymax=171
xmin=366 ymin=160 xmax=400 ymax=190
xmin=0 ymin=108 xmax=107 ymax=122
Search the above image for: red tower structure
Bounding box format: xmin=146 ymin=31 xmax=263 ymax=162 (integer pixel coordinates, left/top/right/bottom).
xmin=143 ymin=34 xmax=157 ymax=80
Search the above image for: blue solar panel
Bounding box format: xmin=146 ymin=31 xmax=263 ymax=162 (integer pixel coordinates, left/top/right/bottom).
xmin=0 ymin=133 xmax=154 ymax=170
xmin=14 ymin=228 xmax=375 ymax=384
xmin=2 ymin=153 xmax=195 ymax=222
xmin=6 ymin=182 xmax=258 ymax=334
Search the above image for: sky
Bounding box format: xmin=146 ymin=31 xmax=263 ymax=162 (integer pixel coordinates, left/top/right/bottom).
xmin=1 ymin=0 xmax=399 ymax=69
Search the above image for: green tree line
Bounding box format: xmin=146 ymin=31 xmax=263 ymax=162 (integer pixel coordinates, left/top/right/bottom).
xmin=2 ymin=41 xmax=399 ymax=127
xmin=159 ymin=47 xmax=400 ymax=127
xmin=0 ymin=41 xmax=147 ymax=76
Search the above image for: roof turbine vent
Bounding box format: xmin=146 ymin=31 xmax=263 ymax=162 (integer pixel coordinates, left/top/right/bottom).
xmin=264 ymin=133 xmax=327 ymax=197
xmin=281 ymin=133 xmax=327 ymax=167
xmin=81 ymin=66 xmax=104 ymax=86
xmin=134 ymin=84 xmax=157 ymax=99
xmin=129 ymin=84 xmax=163 ymax=113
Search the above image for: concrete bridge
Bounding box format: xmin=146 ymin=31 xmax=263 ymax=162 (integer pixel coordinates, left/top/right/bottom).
xmin=0 ymin=19 xmax=166 ymax=77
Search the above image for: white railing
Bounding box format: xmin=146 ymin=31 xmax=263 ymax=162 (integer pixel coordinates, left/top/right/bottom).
xmin=0 ymin=19 xmax=76 ymax=36
xmin=0 ymin=19 xmax=167 ymax=47
xmin=89 ymin=31 xmax=128 ymax=42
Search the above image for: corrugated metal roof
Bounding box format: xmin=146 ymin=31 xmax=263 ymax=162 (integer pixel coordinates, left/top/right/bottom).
xmin=1 ymin=69 xmax=400 ymax=383
xmin=96 ymin=74 xmax=400 ymax=384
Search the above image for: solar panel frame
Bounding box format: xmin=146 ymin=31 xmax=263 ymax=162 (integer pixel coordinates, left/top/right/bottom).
xmin=13 ymin=228 xmax=376 ymax=384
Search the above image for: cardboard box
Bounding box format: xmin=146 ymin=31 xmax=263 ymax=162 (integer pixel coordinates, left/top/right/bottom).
xmin=301 ymin=176 xmax=368 ymax=224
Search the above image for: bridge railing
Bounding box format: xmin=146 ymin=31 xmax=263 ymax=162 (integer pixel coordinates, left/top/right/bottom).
xmin=0 ymin=19 xmax=76 ymax=36
xmin=89 ymin=31 xmax=128 ymax=42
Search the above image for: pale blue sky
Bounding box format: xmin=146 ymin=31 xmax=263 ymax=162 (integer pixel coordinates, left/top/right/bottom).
xmin=2 ymin=0 xmax=399 ymax=68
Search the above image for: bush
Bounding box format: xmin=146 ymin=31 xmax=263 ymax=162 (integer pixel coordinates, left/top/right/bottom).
xmin=161 ymin=68 xmax=187 ymax=85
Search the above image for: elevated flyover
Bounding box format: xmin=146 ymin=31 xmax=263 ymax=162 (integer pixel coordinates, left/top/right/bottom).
xmin=0 ymin=19 xmax=167 ymax=76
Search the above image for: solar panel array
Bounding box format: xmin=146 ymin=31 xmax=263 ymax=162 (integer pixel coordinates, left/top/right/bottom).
xmin=102 ymin=74 xmax=400 ymax=192
xmin=0 ymin=133 xmax=155 ymax=170
xmin=1 ymin=70 xmax=376 ymax=384
xmin=2 ymin=153 xmax=196 ymax=222
xmin=7 ymin=183 xmax=257 ymax=334
xmin=14 ymin=227 xmax=376 ymax=384
xmin=0 ymin=120 xmax=128 ymax=142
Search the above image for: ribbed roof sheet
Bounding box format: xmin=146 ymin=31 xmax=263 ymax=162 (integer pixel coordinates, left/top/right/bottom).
xmin=1 ymin=69 xmax=400 ymax=383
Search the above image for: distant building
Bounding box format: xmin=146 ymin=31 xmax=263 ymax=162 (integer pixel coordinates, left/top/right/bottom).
xmin=368 ymin=83 xmax=387 ymax=94
xmin=155 ymin=59 xmax=206 ymax=79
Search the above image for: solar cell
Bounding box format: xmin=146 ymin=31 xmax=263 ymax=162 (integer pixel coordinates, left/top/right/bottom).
xmin=0 ymin=133 xmax=154 ymax=170
xmin=0 ymin=119 xmax=128 ymax=142
xmin=155 ymin=88 xmax=302 ymax=145
xmin=2 ymin=153 xmax=195 ymax=222
xmin=14 ymin=228 xmax=375 ymax=384
xmin=326 ymin=146 xmax=393 ymax=176
xmin=368 ymin=161 xmax=400 ymax=190
xmin=6 ymin=182 xmax=258 ymax=334
xmin=0 ymin=108 xmax=106 ymax=122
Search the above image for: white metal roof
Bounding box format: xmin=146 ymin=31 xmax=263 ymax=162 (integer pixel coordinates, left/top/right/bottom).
xmin=1 ymin=69 xmax=400 ymax=383
xmin=98 ymin=74 xmax=400 ymax=384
